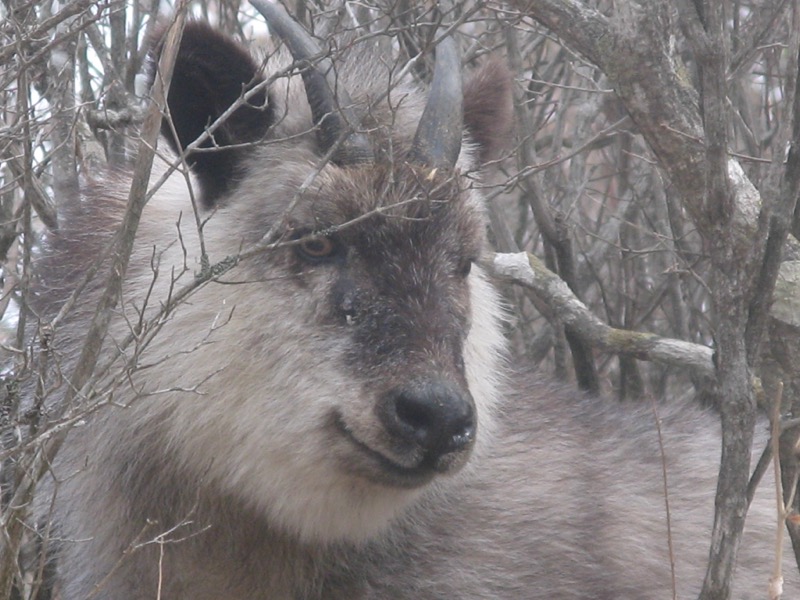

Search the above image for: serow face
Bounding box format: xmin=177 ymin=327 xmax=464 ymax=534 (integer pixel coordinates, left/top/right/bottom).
xmin=282 ymin=166 xmax=482 ymax=491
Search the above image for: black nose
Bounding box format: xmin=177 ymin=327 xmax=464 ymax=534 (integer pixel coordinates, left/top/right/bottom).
xmin=378 ymin=380 xmax=476 ymax=460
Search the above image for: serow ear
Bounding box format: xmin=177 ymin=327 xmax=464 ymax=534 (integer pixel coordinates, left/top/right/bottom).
xmin=463 ymin=59 xmax=514 ymax=166
xmin=150 ymin=21 xmax=273 ymax=207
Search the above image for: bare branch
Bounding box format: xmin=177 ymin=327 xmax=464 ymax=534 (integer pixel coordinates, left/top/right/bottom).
xmin=488 ymin=251 xmax=715 ymax=377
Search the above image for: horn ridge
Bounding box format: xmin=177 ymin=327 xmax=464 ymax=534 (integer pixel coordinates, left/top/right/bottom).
xmin=250 ymin=0 xmax=373 ymax=165
xmin=409 ymin=30 xmax=463 ymax=169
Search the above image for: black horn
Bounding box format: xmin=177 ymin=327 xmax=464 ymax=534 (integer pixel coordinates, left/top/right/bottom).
xmin=409 ymin=30 xmax=463 ymax=169
xmin=250 ymin=0 xmax=373 ymax=165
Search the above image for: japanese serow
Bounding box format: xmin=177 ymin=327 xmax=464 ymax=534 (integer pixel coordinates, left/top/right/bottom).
xmin=27 ymin=3 xmax=795 ymax=599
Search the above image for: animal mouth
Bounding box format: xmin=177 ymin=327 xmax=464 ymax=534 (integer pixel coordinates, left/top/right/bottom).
xmin=333 ymin=414 xmax=440 ymax=489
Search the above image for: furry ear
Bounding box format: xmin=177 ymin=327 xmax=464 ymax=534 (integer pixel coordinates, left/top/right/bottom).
xmin=463 ymin=59 xmax=513 ymax=165
xmin=150 ymin=22 xmax=273 ymax=206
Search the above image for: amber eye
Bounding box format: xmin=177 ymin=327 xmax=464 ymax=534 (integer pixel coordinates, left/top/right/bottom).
xmin=296 ymin=235 xmax=337 ymax=262
xmin=456 ymin=258 xmax=473 ymax=278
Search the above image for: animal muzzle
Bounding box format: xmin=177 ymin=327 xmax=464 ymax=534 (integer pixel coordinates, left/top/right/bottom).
xmin=377 ymin=378 xmax=476 ymax=474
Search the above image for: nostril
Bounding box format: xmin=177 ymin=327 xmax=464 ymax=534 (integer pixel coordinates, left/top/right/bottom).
xmin=380 ymin=380 xmax=476 ymax=459
xmin=394 ymin=393 xmax=435 ymax=438
xmin=393 ymin=393 xmax=436 ymax=447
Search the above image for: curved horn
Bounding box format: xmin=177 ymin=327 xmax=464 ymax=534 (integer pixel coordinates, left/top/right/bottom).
xmin=409 ymin=33 xmax=463 ymax=169
xmin=250 ymin=0 xmax=373 ymax=165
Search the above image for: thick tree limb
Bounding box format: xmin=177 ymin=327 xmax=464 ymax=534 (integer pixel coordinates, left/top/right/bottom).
xmin=509 ymin=0 xmax=755 ymax=245
xmin=488 ymin=251 xmax=715 ymax=378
